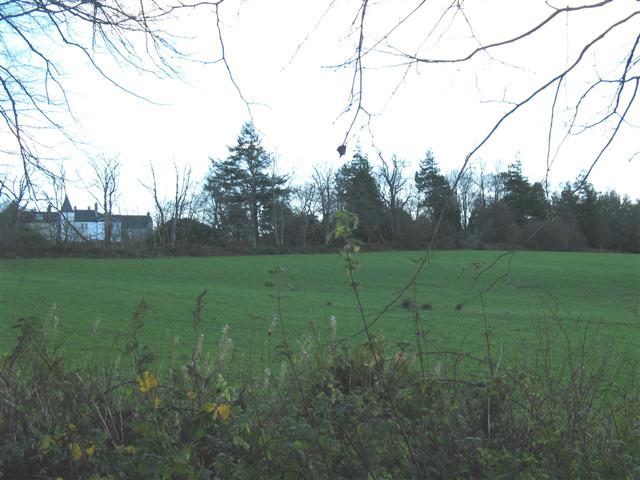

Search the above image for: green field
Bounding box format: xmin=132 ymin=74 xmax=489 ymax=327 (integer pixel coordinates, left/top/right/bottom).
xmin=1 ymin=250 xmax=638 ymax=370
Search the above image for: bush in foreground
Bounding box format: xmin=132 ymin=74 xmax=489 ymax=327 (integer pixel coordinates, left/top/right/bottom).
xmin=1 ymin=307 xmax=638 ymax=479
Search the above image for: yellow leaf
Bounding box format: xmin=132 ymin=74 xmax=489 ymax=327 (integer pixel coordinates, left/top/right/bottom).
xmin=38 ymin=435 xmax=54 ymax=453
xmin=69 ymin=442 xmax=82 ymax=461
xmin=215 ymin=404 xmax=231 ymax=422
xmin=201 ymin=402 xmax=216 ymax=413
xmin=137 ymin=371 xmax=159 ymax=393
xmin=85 ymin=445 xmax=96 ymax=457
xmin=152 ymin=396 xmax=161 ymax=410
xmin=187 ymin=390 xmax=197 ymax=400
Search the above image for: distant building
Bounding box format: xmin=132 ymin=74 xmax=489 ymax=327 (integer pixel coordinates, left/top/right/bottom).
xmin=23 ymin=195 xmax=153 ymax=244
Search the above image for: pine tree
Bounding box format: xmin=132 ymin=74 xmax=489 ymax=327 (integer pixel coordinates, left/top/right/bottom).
xmin=335 ymin=149 xmax=385 ymax=242
xmin=414 ymin=150 xmax=461 ymax=240
xmin=205 ymin=123 xmax=287 ymax=247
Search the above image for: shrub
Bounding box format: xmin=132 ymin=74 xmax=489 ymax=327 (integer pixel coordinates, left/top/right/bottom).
xmin=1 ymin=307 xmax=638 ymax=479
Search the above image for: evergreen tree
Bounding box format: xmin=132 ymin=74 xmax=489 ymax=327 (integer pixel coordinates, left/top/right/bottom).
xmin=575 ymin=181 xmax=603 ymax=249
xmin=205 ymin=158 xmax=250 ymax=242
xmin=528 ymin=182 xmax=548 ymax=220
xmin=616 ymin=197 xmax=640 ymax=253
xmin=502 ymin=161 xmax=530 ymax=224
xmin=414 ymin=150 xmax=461 ymax=241
xmin=335 ymin=149 xmax=385 ymax=242
xmin=205 ymin=123 xmax=287 ymax=247
xmin=550 ymin=183 xmax=586 ymax=249
xmin=500 ymin=161 xmax=548 ymax=224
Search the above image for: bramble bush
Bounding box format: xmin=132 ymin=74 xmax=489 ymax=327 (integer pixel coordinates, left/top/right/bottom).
xmin=1 ymin=297 xmax=638 ymax=478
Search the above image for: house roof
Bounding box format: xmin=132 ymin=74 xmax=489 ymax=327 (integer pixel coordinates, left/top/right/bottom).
xmin=73 ymin=209 xmax=100 ymax=222
xmin=113 ymin=215 xmax=153 ymax=229
xmin=21 ymin=210 xmax=60 ymax=223
xmin=61 ymin=195 xmax=73 ymax=212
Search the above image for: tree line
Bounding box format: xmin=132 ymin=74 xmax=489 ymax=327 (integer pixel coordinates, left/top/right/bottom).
xmin=152 ymin=122 xmax=640 ymax=254
xmin=1 ymin=122 xmax=638 ymax=255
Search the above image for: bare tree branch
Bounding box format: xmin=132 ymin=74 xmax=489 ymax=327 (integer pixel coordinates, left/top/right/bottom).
xmin=405 ymin=0 xmax=618 ymax=65
xmin=1 ymin=0 xmax=249 ymax=194
xmin=334 ymin=0 xmax=639 ymax=340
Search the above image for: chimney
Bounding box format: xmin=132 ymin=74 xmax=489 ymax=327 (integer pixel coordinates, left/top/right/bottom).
xmin=95 ymin=202 xmax=98 ymax=213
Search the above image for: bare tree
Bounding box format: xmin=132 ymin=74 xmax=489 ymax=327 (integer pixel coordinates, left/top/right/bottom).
xmin=46 ymin=164 xmax=68 ymax=242
xmin=141 ymin=161 xmax=168 ymax=247
xmin=377 ymin=153 xmax=409 ymax=241
xmin=0 ymin=169 xmax=30 ymax=208
xmin=186 ymin=185 xmax=207 ymax=225
xmin=140 ymin=160 xmax=193 ymax=247
xmin=448 ymin=168 xmax=476 ymax=230
xmin=88 ymin=156 xmax=120 ymax=243
xmin=474 ymin=160 xmax=488 ymax=210
xmin=311 ymin=164 xmax=336 ymax=239
xmin=292 ymin=183 xmax=318 ymax=250
xmin=0 ymin=169 xmax=31 ymax=247
xmin=403 ymin=183 xmax=421 ymax=222
xmin=170 ymin=162 xmax=193 ymax=247
xmin=0 ymin=174 xmax=7 ymax=208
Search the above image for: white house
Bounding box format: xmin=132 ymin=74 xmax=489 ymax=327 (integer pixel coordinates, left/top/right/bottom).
xmin=25 ymin=195 xmax=153 ymax=244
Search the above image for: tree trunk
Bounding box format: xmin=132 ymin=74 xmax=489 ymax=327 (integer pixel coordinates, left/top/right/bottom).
xmin=250 ymin=203 xmax=258 ymax=248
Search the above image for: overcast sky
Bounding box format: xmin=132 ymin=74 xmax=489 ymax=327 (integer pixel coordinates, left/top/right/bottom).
xmin=5 ymin=0 xmax=639 ymax=214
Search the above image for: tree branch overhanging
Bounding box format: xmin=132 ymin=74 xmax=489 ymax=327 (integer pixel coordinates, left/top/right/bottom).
xmin=1 ymin=0 xmax=240 ymax=191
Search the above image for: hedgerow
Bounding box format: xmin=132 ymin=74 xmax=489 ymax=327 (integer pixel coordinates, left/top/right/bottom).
xmin=1 ymin=303 xmax=638 ymax=479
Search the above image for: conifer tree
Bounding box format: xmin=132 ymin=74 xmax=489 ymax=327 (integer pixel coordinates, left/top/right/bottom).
xmin=335 ymin=149 xmax=385 ymax=242
xmin=206 ymin=123 xmax=287 ymax=247
xmin=414 ymin=150 xmax=461 ymax=241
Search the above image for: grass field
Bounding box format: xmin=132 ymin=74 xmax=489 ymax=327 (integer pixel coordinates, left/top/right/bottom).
xmin=1 ymin=250 xmax=638 ymax=371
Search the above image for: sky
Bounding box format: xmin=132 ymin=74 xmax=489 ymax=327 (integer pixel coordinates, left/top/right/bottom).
xmin=4 ymin=0 xmax=639 ymax=214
